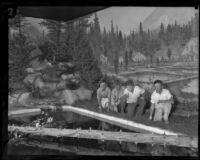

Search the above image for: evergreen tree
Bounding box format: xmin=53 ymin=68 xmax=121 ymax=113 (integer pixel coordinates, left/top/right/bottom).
xmin=114 ymin=50 xmax=119 ymax=74
xmin=147 ymin=29 xmax=151 ymax=39
xmin=167 ymin=48 xmax=172 ymax=61
xmin=63 ymin=15 xmax=102 ymax=90
xmin=125 ymin=49 xmax=128 ymax=70
xmin=89 ymin=13 xmax=102 ymax=60
xmin=139 ymin=22 xmax=143 ymax=36
xmin=39 ymin=20 xmax=64 ymax=46
xmin=9 ymin=34 xmax=35 ymax=91
xmin=165 ymin=24 xmax=172 ymax=46
xmin=110 ymin=20 xmax=116 ymax=61
xmin=159 ymin=23 xmax=165 ymax=40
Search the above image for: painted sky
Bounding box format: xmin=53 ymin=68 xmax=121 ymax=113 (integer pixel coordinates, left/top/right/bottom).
xmin=25 ymin=7 xmax=155 ymax=35
xmin=94 ymin=7 xmax=155 ymax=35
xmin=24 ymin=7 xmax=197 ymax=35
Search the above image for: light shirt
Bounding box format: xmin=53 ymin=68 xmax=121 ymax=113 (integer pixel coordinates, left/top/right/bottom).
xmin=124 ymin=86 xmax=145 ymax=103
xmin=97 ymin=87 xmax=111 ymax=100
xmin=151 ymin=89 xmax=173 ymax=105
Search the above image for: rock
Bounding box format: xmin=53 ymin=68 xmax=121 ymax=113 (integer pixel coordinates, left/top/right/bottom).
xmin=74 ymin=87 xmax=93 ymax=101
xmin=17 ymin=92 xmax=33 ymax=107
xmin=29 ymin=58 xmax=52 ymax=72
xmin=59 ymin=89 xmax=79 ymax=105
xmin=61 ymin=74 xmax=74 ymax=80
xmin=25 ymin=68 xmax=35 ymax=73
xmin=9 ymin=94 xmax=20 ymax=105
xmin=23 ymin=72 xmax=42 ymax=85
xmin=34 ymin=76 xmax=66 ymax=94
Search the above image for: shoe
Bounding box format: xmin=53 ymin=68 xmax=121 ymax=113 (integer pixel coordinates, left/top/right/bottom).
xmin=149 ymin=117 xmax=152 ymax=120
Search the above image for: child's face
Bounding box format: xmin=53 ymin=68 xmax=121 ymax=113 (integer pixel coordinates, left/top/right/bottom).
xmin=115 ymin=84 xmax=120 ymax=90
xmin=127 ymin=85 xmax=133 ymax=91
xmin=155 ymin=83 xmax=163 ymax=93
xmin=100 ymin=82 xmax=106 ymax=90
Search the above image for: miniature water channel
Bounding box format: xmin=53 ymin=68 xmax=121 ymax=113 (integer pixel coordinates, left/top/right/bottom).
xmin=8 ymin=107 xmax=198 ymax=156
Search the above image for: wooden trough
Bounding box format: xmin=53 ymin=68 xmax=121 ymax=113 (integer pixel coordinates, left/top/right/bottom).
xmin=9 ymin=105 xmax=183 ymax=136
xmin=8 ymin=105 xmax=198 ymax=152
xmin=8 ymin=126 xmax=198 ymax=149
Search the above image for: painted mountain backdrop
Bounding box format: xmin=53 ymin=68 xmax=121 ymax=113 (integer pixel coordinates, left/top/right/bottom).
xmin=142 ymin=7 xmax=197 ymax=31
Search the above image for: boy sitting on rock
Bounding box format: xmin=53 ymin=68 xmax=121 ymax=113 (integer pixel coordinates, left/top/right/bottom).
xmin=149 ymin=80 xmax=174 ymax=124
xmin=97 ymin=80 xmax=111 ymax=112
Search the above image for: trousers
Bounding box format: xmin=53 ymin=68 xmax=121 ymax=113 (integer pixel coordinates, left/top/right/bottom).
xmin=118 ymin=97 xmax=146 ymax=117
xmin=154 ymin=103 xmax=172 ymax=121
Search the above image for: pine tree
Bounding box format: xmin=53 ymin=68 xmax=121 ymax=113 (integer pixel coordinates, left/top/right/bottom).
xmin=147 ymin=29 xmax=150 ymax=39
xmin=159 ymin=23 xmax=165 ymax=40
xmin=63 ymin=15 xmax=102 ymax=90
xmin=9 ymin=34 xmax=35 ymax=91
xmin=89 ymin=13 xmax=102 ymax=60
xmin=139 ymin=22 xmax=143 ymax=36
xmin=94 ymin=13 xmax=101 ymax=33
xmin=39 ymin=20 xmax=64 ymax=46
xmin=167 ymin=47 xmax=172 ymax=61
xmin=165 ymin=24 xmax=172 ymax=46
xmin=125 ymin=49 xmax=128 ymax=70
xmin=114 ymin=50 xmax=119 ymax=74
xmin=110 ymin=20 xmax=116 ymax=61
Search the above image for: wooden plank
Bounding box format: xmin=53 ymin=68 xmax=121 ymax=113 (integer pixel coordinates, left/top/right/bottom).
xmin=8 ymin=109 xmax=41 ymax=118
xmin=8 ymin=105 xmax=183 ymax=135
xmin=17 ymin=140 xmax=132 ymax=155
xmin=8 ymin=126 xmax=198 ymax=148
xmin=62 ymin=106 xmax=183 ymax=136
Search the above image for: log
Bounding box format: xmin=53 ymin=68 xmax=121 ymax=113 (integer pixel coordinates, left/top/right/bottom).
xmin=8 ymin=126 xmax=198 ymax=149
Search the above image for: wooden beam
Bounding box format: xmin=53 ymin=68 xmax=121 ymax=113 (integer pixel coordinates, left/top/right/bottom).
xmin=8 ymin=126 xmax=198 ymax=148
xmin=17 ymin=140 xmax=132 ymax=155
xmin=8 ymin=109 xmax=41 ymax=118
xmin=62 ymin=106 xmax=183 ymax=136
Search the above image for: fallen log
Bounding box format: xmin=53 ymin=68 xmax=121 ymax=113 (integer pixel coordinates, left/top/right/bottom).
xmin=8 ymin=126 xmax=198 ymax=149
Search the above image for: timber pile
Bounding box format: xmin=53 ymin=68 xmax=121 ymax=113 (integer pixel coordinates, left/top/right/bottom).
xmin=8 ymin=126 xmax=198 ymax=149
xmin=9 ymin=58 xmax=93 ymax=107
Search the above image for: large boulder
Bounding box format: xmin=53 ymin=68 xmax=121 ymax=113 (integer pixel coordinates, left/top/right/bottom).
xmin=73 ymin=86 xmax=93 ymax=101
xmin=58 ymin=89 xmax=79 ymax=105
xmin=29 ymin=58 xmax=52 ymax=72
xmin=9 ymin=92 xmax=34 ymax=107
xmin=33 ymin=75 xmax=67 ymax=97
xmin=17 ymin=92 xmax=33 ymax=107
xmin=23 ymin=72 xmax=42 ymax=85
xmin=57 ymin=87 xmax=93 ymax=105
